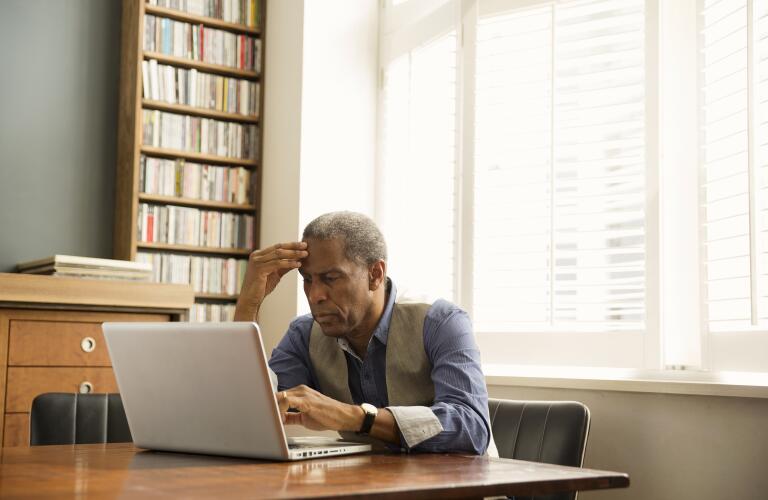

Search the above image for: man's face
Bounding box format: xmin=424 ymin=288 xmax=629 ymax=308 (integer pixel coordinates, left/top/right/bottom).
xmin=299 ymin=237 xmax=373 ymax=337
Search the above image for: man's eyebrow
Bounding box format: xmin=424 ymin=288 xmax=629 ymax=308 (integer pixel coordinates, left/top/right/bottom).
xmin=298 ymin=268 xmax=345 ymax=277
xmin=320 ymin=268 xmax=345 ymax=275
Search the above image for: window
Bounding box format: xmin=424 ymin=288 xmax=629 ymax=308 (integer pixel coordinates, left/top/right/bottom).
xmin=700 ymin=0 xmax=766 ymax=331
xmin=473 ymin=0 xmax=646 ymax=334
xmin=700 ymin=0 xmax=768 ymax=371
xmin=380 ymin=32 xmax=458 ymax=302
xmin=378 ymin=0 xmax=768 ymax=372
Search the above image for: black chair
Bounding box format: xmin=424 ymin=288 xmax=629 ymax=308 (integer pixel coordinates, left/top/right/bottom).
xmin=30 ymin=393 xmax=132 ymax=446
xmin=488 ymin=399 xmax=590 ymax=500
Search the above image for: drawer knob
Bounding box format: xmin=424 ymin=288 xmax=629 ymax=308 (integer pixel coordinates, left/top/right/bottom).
xmin=79 ymin=381 xmax=93 ymax=394
xmin=81 ymin=337 xmax=96 ymax=353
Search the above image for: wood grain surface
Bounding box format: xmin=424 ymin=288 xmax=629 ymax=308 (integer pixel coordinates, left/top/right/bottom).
xmin=0 ymin=444 xmax=629 ymax=499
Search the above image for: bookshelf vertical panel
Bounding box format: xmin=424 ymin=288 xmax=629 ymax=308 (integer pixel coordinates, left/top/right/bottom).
xmin=114 ymin=0 xmax=144 ymax=261
xmin=252 ymin=0 xmax=266 ymax=250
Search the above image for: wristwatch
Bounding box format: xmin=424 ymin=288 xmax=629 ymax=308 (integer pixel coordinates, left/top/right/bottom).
xmin=358 ymin=403 xmax=378 ymax=435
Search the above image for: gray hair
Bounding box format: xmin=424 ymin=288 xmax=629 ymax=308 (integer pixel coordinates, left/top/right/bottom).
xmin=302 ymin=211 xmax=387 ymax=266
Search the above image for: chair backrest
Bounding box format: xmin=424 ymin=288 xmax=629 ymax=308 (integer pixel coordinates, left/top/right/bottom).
xmin=30 ymin=393 xmax=133 ymax=446
xmin=488 ymin=399 xmax=590 ymax=500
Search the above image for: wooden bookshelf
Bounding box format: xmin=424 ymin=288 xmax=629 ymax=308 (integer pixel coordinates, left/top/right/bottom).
xmin=140 ymin=145 xmax=258 ymax=167
xmin=144 ymin=4 xmax=260 ymax=35
xmin=143 ymin=52 xmax=259 ymax=79
xmin=138 ymin=193 xmax=256 ymax=212
xmin=115 ymin=0 xmax=265 ymax=322
xmin=136 ymin=242 xmax=252 ymax=256
xmin=195 ymin=293 xmax=240 ymax=301
xmin=142 ymin=99 xmax=259 ymax=124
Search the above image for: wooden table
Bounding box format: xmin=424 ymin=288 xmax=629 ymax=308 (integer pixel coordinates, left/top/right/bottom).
xmin=0 ymin=443 xmax=629 ymax=499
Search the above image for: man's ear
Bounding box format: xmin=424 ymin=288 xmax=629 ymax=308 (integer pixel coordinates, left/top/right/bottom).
xmin=368 ymin=260 xmax=386 ymax=291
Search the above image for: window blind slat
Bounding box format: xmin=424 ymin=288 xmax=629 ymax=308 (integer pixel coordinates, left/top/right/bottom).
xmin=474 ymin=0 xmax=645 ymax=333
xmin=701 ymin=0 xmax=752 ymax=329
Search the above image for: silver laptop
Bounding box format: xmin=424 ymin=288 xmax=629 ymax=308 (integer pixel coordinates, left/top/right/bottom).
xmin=102 ymin=321 xmax=372 ymax=460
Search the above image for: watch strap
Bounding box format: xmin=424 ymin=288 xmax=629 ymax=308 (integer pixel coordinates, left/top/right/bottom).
xmin=358 ymin=405 xmax=377 ymax=435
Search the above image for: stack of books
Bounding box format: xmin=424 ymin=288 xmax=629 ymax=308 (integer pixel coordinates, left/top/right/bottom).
xmin=17 ymin=255 xmax=153 ymax=282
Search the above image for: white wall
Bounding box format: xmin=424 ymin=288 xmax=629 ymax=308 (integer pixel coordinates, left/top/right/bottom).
xmin=259 ymin=0 xmax=379 ymax=350
xmin=489 ymin=384 xmax=768 ymax=500
xmin=257 ymin=0 xmax=305 ymax=350
xmin=299 ymin=0 xmax=378 ymax=226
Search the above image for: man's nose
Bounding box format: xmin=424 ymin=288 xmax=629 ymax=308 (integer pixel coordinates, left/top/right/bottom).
xmin=307 ymin=281 xmax=327 ymax=304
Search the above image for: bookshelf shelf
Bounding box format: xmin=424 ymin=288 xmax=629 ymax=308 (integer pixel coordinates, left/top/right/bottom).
xmin=137 ymin=242 xmax=252 ymax=256
xmin=144 ymin=4 xmax=260 ymax=36
xmin=195 ymin=293 xmax=239 ymax=301
xmin=116 ymin=0 xmax=264 ymax=322
xmin=142 ymin=99 xmax=259 ymax=124
xmin=143 ymin=52 xmax=259 ymax=79
xmin=139 ymin=193 xmax=256 ymax=212
xmin=140 ymin=146 xmax=258 ymax=168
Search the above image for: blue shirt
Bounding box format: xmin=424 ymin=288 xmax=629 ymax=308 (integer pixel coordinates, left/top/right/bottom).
xmin=268 ymin=279 xmax=490 ymax=455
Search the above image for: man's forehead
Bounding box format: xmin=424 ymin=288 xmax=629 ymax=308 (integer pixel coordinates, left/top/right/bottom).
xmin=301 ymin=238 xmax=354 ymax=273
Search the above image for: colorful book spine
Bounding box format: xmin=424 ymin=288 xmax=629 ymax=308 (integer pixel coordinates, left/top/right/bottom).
xmin=144 ymin=15 xmax=261 ymax=72
xmin=141 ymin=110 xmax=259 ymax=160
xmin=137 ymin=251 xmax=248 ymax=295
xmin=137 ymin=203 xmax=254 ymax=249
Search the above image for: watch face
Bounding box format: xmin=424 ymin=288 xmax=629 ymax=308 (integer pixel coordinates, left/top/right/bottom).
xmin=361 ymin=403 xmax=378 ymax=415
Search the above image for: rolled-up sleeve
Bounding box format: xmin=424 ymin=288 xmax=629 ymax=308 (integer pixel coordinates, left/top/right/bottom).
xmin=391 ymin=301 xmax=490 ymax=454
xmin=387 ymin=405 xmax=443 ymax=448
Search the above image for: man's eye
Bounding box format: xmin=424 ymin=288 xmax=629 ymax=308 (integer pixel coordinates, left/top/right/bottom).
xmin=323 ymin=277 xmax=337 ymax=284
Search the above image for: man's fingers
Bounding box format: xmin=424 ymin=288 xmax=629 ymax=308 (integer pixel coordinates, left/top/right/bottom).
xmin=255 ymin=260 xmax=302 ymax=277
xmin=252 ymin=242 xmax=307 ymax=258
xmin=284 ymin=413 xmax=303 ymax=426
xmin=283 ymin=395 xmax=308 ymax=413
xmin=250 ymin=248 xmax=308 ymax=263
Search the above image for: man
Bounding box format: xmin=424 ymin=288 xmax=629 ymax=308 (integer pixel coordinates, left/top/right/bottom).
xmin=234 ymin=211 xmax=490 ymax=454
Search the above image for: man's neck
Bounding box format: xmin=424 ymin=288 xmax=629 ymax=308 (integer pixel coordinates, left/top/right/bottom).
xmin=346 ymin=288 xmax=388 ymax=359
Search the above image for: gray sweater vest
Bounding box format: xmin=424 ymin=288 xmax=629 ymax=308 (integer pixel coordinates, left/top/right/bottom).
xmin=308 ymin=302 xmax=435 ymax=407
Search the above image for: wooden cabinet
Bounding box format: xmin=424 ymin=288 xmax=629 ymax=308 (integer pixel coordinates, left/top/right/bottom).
xmin=0 ymin=273 xmax=193 ymax=447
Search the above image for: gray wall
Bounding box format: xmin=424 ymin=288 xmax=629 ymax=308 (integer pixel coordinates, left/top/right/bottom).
xmin=0 ymin=0 xmax=121 ymax=272
xmin=489 ymin=384 xmax=768 ymax=500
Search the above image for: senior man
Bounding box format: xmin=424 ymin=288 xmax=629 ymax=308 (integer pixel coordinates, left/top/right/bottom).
xmin=234 ymin=211 xmax=490 ymax=454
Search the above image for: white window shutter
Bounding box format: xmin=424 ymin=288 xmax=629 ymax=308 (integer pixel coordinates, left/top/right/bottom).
xmin=474 ymin=0 xmax=647 ymax=333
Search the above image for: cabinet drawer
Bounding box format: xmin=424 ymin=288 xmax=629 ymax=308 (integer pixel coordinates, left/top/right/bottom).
xmin=5 ymin=367 xmax=118 ymax=413
xmin=8 ymin=320 xmax=111 ymax=366
xmin=3 ymin=414 xmax=28 ymax=448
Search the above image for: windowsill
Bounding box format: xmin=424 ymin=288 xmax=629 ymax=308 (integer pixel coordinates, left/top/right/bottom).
xmin=483 ymin=364 xmax=768 ymax=399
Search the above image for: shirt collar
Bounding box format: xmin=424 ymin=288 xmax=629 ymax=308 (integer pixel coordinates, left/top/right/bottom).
xmin=336 ymin=278 xmax=397 ymax=357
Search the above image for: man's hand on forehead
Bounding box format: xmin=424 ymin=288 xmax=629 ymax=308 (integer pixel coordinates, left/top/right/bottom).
xmin=234 ymin=241 xmax=309 ymax=322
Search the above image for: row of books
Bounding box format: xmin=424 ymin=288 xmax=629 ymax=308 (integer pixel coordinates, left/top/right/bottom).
xmin=138 ymin=203 xmax=254 ymax=249
xmin=142 ymin=59 xmax=259 ymax=116
xmin=189 ymin=302 xmax=237 ymax=322
xmin=148 ymin=0 xmax=261 ymax=28
xmin=137 ymin=252 xmax=247 ymax=295
xmin=144 ymin=15 xmax=260 ymax=72
xmin=140 ymin=156 xmax=252 ymax=205
xmin=142 ymin=110 xmax=259 ymax=160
